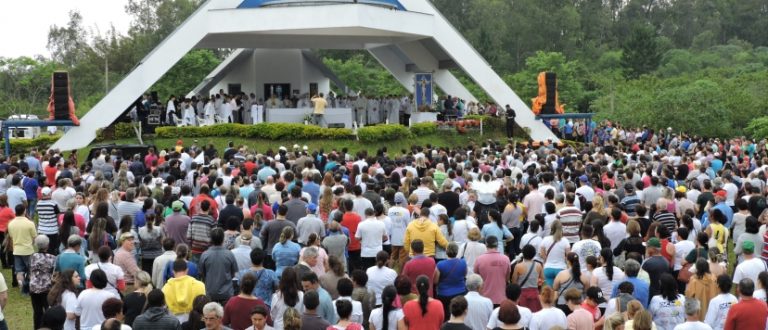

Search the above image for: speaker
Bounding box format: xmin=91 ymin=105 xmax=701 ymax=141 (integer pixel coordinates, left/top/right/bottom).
xmin=151 ymin=91 xmax=159 ymax=104
xmin=52 ymin=72 xmax=70 ymax=120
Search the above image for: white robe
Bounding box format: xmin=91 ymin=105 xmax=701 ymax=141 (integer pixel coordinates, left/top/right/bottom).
xmin=354 ymin=97 xmax=367 ymax=124
xmin=204 ymin=102 xmax=216 ymax=125
xmin=367 ymin=99 xmax=379 ymax=124
xmin=251 ymin=104 xmax=264 ymax=124
xmin=166 ymin=100 xmax=177 ymax=124
xmin=389 ymin=99 xmax=400 ymax=124
xmin=222 ymin=102 xmax=232 ymax=123
xmin=182 ymin=105 xmax=196 ymax=126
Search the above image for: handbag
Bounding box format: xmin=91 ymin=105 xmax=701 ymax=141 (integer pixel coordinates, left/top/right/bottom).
xmin=677 ymin=248 xmax=699 ymax=283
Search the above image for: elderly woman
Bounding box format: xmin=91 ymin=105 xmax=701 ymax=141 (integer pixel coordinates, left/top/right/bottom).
xmin=30 ymin=235 xmax=57 ymax=329
xmin=114 ymin=232 xmax=141 ymax=286
xmin=457 ymin=227 xmax=487 ymax=276
xmin=436 ymin=242 xmax=467 ymax=321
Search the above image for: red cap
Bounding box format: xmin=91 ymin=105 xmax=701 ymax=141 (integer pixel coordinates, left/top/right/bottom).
xmin=715 ymin=190 xmax=727 ymax=198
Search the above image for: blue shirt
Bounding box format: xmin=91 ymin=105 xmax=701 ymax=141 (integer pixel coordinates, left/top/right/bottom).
xmin=22 ymin=176 xmax=38 ymax=200
xmin=611 ymin=276 xmax=649 ymax=308
xmin=481 ymin=223 xmax=513 ymax=252
xmin=55 ymin=251 xmax=87 ymax=287
xmin=271 ymin=241 xmax=301 ymax=277
xmin=436 ymin=258 xmax=468 ymax=297
xmin=702 ymin=202 xmax=735 ymax=229
xmin=237 ymin=268 xmax=279 ymax=306
xmin=316 ymin=287 xmax=337 ymax=324
xmin=303 ymin=181 xmax=321 ymax=204
xmin=164 ymin=260 xmax=199 ymax=282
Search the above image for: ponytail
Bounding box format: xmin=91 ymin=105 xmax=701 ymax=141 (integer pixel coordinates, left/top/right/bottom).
xmin=416 ymin=275 xmax=430 ymax=316
xmin=146 ymin=213 xmax=155 ymax=232
xmin=490 ymin=210 xmax=503 ymax=230
xmin=567 ymin=252 xmax=582 ymax=280
xmin=381 ymin=286 xmax=397 ymax=330
xmin=279 ymin=226 xmax=293 ymax=244
xmin=601 ymin=247 xmax=614 ymax=280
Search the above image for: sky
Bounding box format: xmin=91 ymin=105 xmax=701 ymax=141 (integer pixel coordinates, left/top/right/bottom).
xmin=0 ymin=0 xmax=132 ymax=59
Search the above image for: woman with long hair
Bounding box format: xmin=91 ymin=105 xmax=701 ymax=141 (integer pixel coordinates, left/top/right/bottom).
xmin=590 ymin=247 xmax=626 ymax=310
xmin=330 ymin=299 xmax=364 ymax=330
xmin=402 ymin=275 xmax=444 ymax=330
xmin=138 ymin=213 xmax=164 ymax=272
xmin=271 ymin=267 xmax=305 ymax=330
xmin=613 ymin=219 xmax=646 ymax=261
xmin=552 ymin=252 xmax=589 ymax=314
xmin=649 ymin=273 xmax=685 ymax=330
xmin=123 ymin=271 xmax=153 ymax=326
xmin=58 ymin=212 xmax=80 ymax=253
xmin=369 ymin=286 xmax=406 ymax=330
xmin=540 ymin=220 xmax=571 ymax=287
xmin=319 ymin=187 xmax=334 ymax=222
xmin=320 ymin=255 xmax=348 ymax=300
xmin=47 ymin=269 xmax=80 ymax=330
xmin=272 ymin=226 xmax=301 ymax=277
xmin=87 ymin=201 xmax=116 ymax=236
xmin=250 ymin=191 xmax=274 ymax=221
xmin=282 ymin=307 xmax=302 ymax=330
xmin=0 ymin=195 xmax=14 ymax=268
xmin=481 ymin=209 xmax=513 ymax=258
xmin=584 ymin=195 xmax=608 ymax=227
xmin=529 ymin=286 xmax=567 ymax=329
xmin=511 ymin=244 xmax=544 ymax=312
xmin=88 ymin=217 xmax=116 ymax=263
xmin=73 ymin=192 xmax=90 ymax=223
xmin=684 ymin=259 xmax=717 ymax=322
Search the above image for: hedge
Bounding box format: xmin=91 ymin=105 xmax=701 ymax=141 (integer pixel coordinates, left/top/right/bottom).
xmin=1 ymin=134 xmax=61 ymax=155
xmin=410 ymin=122 xmax=438 ymax=136
xmin=113 ymin=122 xmax=137 ymax=139
xmin=357 ymin=124 xmax=412 ymax=142
xmin=155 ymin=123 xmax=354 ymax=140
xmin=464 ymin=115 xmax=505 ymax=131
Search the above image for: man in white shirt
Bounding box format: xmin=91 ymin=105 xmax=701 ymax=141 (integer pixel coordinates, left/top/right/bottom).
xmin=412 ymin=178 xmax=435 ymax=207
xmin=732 ymin=241 xmax=767 ymax=289
xmin=427 ymin=193 xmax=447 ymax=223
xmin=464 ymin=274 xmax=493 ymax=330
xmin=571 ymin=226 xmax=602 ymax=271
xmin=77 ymin=269 xmax=118 ymax=330
xmin=674 ymin=298 xmax=713 ymax=330
xmin=352 ymin=186 xmax=374 ymax=217
xmin=486 ymin=283 xmax=532 ymax=329
xmin=355 ymin=208 xmax=388 ymax=270
xmin=704 ymin=274 xmax=737 ymax=330
xmin=575 ymin=175 xmax=595 ymax=202
xmin=5 ymin=176 xmax=27 ymax=210
xmin=387 ymin=193 xmax=411 ymax=268
xmin=152 ymin=238 xmax=178 ymax=289
xmin=603 ymin=208 xmax=627 ymax=250
xmin=334 ymin=278 xmax=364 ymax=324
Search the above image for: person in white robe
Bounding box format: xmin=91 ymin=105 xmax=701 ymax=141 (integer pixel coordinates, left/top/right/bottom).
xmin=354 ymin=95 xmax=367 ymax=125
xmin=251 ymin=103 xmax=264 ymax=124
xmin=389 ymin=97 xmax=400 ymax=124
xmin=182 ymin=102 xmax=196 ymax=126
xmin=367 ymin=97 xmax=379 ymax=125
xmin=228 ymin=97 xmax=238 ymax=123
xmin=204 ymin=99 xmax=216 ymax=126
xmin=166 ymin=96 xmax=177 ymax=125
xmin=214 ymin=95 xmax=223 ymax=121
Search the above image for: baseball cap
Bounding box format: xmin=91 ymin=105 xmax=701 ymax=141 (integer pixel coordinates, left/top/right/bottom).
xmin=172 ymin=200 xmax=184 ymax=212
xmin=647 ymin=237 xmax=661 ymax=248
xmin=579 ymin=175 xmax=589 ymax=182
xmin=743 ymin=240 xmax=755 ymax=253
xmin=307 ymin=203 xmax=318 ymax=213
xmin=624 ymin=182 xmax=634 ymax=192
xmin=715 ymin=190 xmax=727 ymax=198
xmin=586 ymin=286 xmax=607 ymax=304
xmin=394 ymin=192 xmax=407 ymax=205
xmin=41 ymin=187 xmax=52 ymax=196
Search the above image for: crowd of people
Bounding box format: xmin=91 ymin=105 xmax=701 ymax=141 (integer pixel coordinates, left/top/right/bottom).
xmin=1 ymin=122 xmax=768 ymax=330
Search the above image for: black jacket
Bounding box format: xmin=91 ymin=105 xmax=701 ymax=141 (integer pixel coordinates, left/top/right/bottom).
xmin=132 ymin=307 xmax=181 ymax=330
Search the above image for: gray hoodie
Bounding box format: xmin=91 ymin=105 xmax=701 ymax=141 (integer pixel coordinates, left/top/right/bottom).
xmin=132 ymin=307 xmax=181 ymax=330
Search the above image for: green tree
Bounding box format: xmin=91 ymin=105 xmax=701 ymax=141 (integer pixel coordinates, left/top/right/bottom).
xmin=152 ymin=49 xmax=221 ymax=99
xmin=0 ymin=57 xmax=58 ymax=117
xmin=621 ymin=24 xmax=662 ymax=78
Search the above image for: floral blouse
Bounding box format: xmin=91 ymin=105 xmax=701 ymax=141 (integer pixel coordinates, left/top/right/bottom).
xmin=30 ymin=252 xmax=56 ymax=294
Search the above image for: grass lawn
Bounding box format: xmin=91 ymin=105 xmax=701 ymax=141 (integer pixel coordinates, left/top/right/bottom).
xmin=2 ymin=267 xmax=32 ymax=329
xmin=85 ymin=129 xmax=512 ymax=157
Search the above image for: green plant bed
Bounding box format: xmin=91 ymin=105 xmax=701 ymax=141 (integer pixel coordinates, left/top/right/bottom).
xmin=1 ymin=134 xmax=62 ymax=155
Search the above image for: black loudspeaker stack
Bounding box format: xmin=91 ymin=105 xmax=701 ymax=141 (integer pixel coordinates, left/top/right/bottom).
xmin=53 ymin=72 xmax=70 ymax=120
xmin=542 ymin=72 xmax=557 ymax=115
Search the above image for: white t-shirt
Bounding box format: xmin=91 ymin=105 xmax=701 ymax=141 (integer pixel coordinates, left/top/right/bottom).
xmin=649 ymin=294 xmax=686 ymax=330
xmin=62 ymin=290 xmax=78 ymax=330
xmin=733 ymin=257 xmax=768 ymax=285
xmin=754 ymin=288 xmax=767 ymax=302
xmin=387 ymin=206 xmax=411 ymax=246
xmin=77 ymin=289 xmax=117 ymax=330
xmin=84 ymin=262 xmax=125 ymax=298
xmin=366 ymin=266 xmax=397 ymax=305
xmin=452 ymin=219 xmax=478 ymax=245
xmin=540 ymin=236 xmax=570 ymax=269
xmin=369 ymin=307 xmax=404 ymax=330
xmin=704 ymin=293 xmax=737 ymax=330
xmin=487 ymin=304 xmax=532 ymax=329
xmin=673 ymin=321 xmax=713 ymax=330
xmin=429 ymin=204 xmax=448 ymax=223
xmin=591 ymin=267 xmax=626 ymax=308
xmin=571 ymin=239 xmax=602 ymax=271
xmin=674 ymin=240 xmax=696 ymax=271
xmin=356 ymin=218 xmax=387 ymax=258
xmin=333 ymin=296 xmax=364 ymax=324
xmin=529 ymin=306 xmax=567 ymax=330
xmin=604 ymin=220 xmax=627 ymax=250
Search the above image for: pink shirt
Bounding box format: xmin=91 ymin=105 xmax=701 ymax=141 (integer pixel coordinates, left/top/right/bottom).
xmin=113 ymin=248 xmax=140 ymax=284
xmin=523 ymin=191 xmax=546 ymax=222
xmin=473 ymin=251 xmax=510 ymax=304
xmin=567 ymin=308 xmax=594 ymax=329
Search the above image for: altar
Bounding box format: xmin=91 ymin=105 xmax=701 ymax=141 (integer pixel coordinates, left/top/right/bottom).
xmin=410 ymin=112 xmax=438 ymax=126
xmin=266 ymin=107 xmax=354 ymax=128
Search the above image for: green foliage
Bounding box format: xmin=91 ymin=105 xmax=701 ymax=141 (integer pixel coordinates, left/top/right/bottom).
xmin=0 ymin=57 xmax=59 ymax=118
xmin=154 ymin=123 xmax=354 ymax=140
xmin=464 ymin=115 xmax=505 ymax=131
xmin=322 ymin=54 xmax=406 ymax=96
xmin=746 ymin=117 xmax=768 ymax=139
xmin=152 ymin=50 xmax=221 ymax=99
xmin=2 ymin=135 xmax=61 ymax=155
xmin=410 ymin=122 xmax=438 ymax=136
xmin=504 ymin=51 xmax=589 ymax=112
xmin=357 ymin=125 xmax=412 ymax=142
xmin=113 ymin=122 xmax=137 ymax=139
xmin=621 ymin=24 xmax=662 ymax=79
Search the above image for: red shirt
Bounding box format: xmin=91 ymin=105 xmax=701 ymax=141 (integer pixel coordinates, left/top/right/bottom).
xmin=250 ymin=204 xmax=274 ymax=221
xmin=44 ymin=166 xmax=58 ymax=187
xmin=144 ymin=153 xmax=157 ymax=168
xmin=403 ymin=298 xmax=443 ymax=330
xmin=580 ymin=301 xmax=601 ymax=321
xmin=725 ymin=297 xmax=768 ymax=330
xmin=402 ymin=256 xmax=436 ymax=297
xmin=0 ymin=207 xmax=14 ymax=232
xmin=222 ymin=296 xmax=271 ymax=330
xmin=189 ymin=194 xmax=219 ymax=220
xmin=244 ymin=161 xmax=257 ymax=176
xmin=341 ymin=212 xmax=362 ymax=251
xmin=473 ymin=251 xmax=511 ymax=304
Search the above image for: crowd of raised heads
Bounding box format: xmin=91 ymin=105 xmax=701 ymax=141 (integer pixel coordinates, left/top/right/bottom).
xmin=3 ymin=122 xmax=768 ymax=330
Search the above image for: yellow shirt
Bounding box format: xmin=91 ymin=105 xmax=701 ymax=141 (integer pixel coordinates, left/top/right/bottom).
xmin=8 ymin=217 xmax=36 ymax=256
xmin=163 ymin=275 xmax=206 ymax=315
xmin=312 ymin=96 xmax=327 ymax=114
xmin=403 ymin=218 xmax=448 ymax=257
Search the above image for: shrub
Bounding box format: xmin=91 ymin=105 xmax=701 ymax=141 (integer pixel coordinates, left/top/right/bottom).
xmin=357 ymin=124 xmax=412 ymax=142
xmin=746 ymin=117 xmax=768 ymax=139
xmin=3 ymin=134 xmax=61 ymax=155
xmin=464 ymin=115 xmax=505 ymax=131
xmin=410 ymin=122 xmax=438 ymax=136
xmin=155 ymin=123 xmax=354 ymax=140
xmin=113 ymin=122 xmax=137 ymax=139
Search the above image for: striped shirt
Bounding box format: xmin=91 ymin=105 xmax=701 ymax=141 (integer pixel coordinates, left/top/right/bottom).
xmin=187 ymin=214 xmax=214 ymax=254
xmin=557 ymin=206 xmax=583 ymax=244
xmin=654 ymin=211 xmax=677 ymax=234
xmin=620 ymin=195 xmax=641 ymax=216
xmin=36 ymin=199 xmax=60 ymax=235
